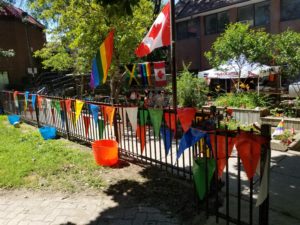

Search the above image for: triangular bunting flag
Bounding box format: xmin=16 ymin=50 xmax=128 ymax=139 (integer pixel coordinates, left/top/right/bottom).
xmin=136 ymin=125 xmax=146 ymax=153
xmin=83 ymin=115 xmax=91 ymax=137
xmin=98 ymin=119 xmax=105 ymax=139
xmin=235 ymin=132 xmax=267 ymax=180
xmin=37 ymin=95 xmax=43 ymax=110
xmin=90 ymin=104 xmax=99 ymax=124
xmin=139 ymin=109 xmax=149 ymax=126
xmin=13 ymin=91 xmax=19 ymax=108
xmin=177 ymin=128 xmax=207 ymax=159
xmin=24 ymin=91 xmax=29 ymax=111
xmin=209 ymin=134 xmax=236 ymax=178
xmin=193 ymin=158 xmax=216 ymax=200
xmin=177 ymin=108 xmax=197 ymax=132
xmin=51 ymin=108 xmax=55 ymax=124
xmin=31 ymin=94 xmax=36 ymax=110
xmin=60 ymin=110 xmax=65 ymax=125
xmin=65 ymin=99 xmax=72 ymax=113
xmin=104 ymin=106 xmax=115 ymax=128
xmin=45 ymin=98 xmax=52 ymax=110
xmin=75 ymin=100 xmax=84 ymax=125
xmin=160 ymin=127 xmax=173 ymax=155
xmin=164 ymin=112 xmax=177 ymax=131
xmin=53 ymin=100 xmax=61 ymax=113
xmin=118 ymin=107 xmax=128 ymax=127
xmin=148 ymin=109 xmax=163 ymax=137
xmin=125 ymin=107 xmax=138 ymax=132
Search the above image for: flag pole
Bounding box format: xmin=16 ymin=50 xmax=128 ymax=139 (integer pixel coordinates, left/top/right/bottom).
xmin=170 ymin=0 xmax=177 ymax=111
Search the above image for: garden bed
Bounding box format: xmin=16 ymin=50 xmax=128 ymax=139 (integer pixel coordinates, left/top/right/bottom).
xmin=261 ymin=116 xmax=300 ymax=130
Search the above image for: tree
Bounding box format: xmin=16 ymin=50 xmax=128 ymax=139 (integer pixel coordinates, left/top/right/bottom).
xmin=204 ymin=23 xmax=272 ymax=90
xmin=29 ymin=0 xmax=154 ymax=100
xmin=273 ymin=30 xmax=300 ymax=81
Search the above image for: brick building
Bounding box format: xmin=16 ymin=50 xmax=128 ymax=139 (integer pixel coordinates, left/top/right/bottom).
xmin=0 ymin=2 xmax=46 ymax=90
xmin=175 ymin=0 xmax=300 ymax=72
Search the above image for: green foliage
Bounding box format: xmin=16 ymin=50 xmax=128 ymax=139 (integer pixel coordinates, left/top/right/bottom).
xmin=214 ymin=92 xmax=269 ymax=109
xmin=167 ymin=63 xmax=208 ymax=107
xmin=219 ymin=119 xmax=256 ymax=131
xmin=273 ymin=130 xmax=294 ymax=145
xmin=0 ymin=116 xmax=104 ymax=192
xmin=205 ymin=23 xmax=272 ymax=70
xmin=273 ymin=30 xmax=300 ymax=80
xmin=0 ymin=48 xmax=15 ymax=58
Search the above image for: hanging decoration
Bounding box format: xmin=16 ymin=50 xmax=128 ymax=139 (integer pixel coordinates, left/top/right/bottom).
xmin=125 ymin=107 xmax=138 ymax=132
xmin=139 ymin=63 xmax=148 ymax=86
xmin=13 ymin=91 xmax=19 ymax=108
xmin=98 ymin=119 xmax=105 ymax=139
xmin=164 ymin=112 xmax=177 ymax=132
xmin=104 ymin=106 xmax=115 ymax=128
xmin=145 ymin=62 xmax=152 ymax=85
xmin=31 ymin=94 xmax=36 ymax=110
xmin=83 ymin=115 xmax=91 ymax=137
xmin=272 ymin=119 xmax=284 ymax=137
xmin=177 ymin=128 xmax=208 ymax=159
xmin=136 ymin=125 xmax=146 ymax=152
xmin=90 ymin=104 xmax=100 ymax=124
xmin=90 ymin=30 xmax=114 ymax=88
xmin=125 ymin=64 xmax=140 ymax=86
xmin=37 ymin=95 xmax=43 ymax=110
xmin=177 ymin=108 xmax=197 ymax=132
xmin=24 ymin=91 xmax=29 ymax=111
xmin=160 ymin=127 xmax=173 ymax=155
xmin=135 ymin=2 xmax=170 ymax=57
xmin=193 ymin=158 xmax=216 ymax=200
xmin=209 ymin=134 xmax=236 ymax=178
xmin=235 ymin=132 xmax=267 ymax=180
xmin=154 ymin=61 xmax=167 ymax=86
xmin=53 ymin=100 xmax=61 ymax=113
xmin=148 ymin=109 xmax=163 ymax=137
xmin=139 ymin=109 xmax=149 ymax=126
xmin=75 ymin=100 xmax=84 ymax=126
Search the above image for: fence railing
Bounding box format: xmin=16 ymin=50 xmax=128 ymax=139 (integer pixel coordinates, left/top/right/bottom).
xmin=0 ymin=90 xmax=271 ymax=225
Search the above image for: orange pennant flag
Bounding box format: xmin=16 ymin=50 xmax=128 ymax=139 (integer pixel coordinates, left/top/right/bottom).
xmin=210 ymin=134 xmax=236 ymax=178
xmin=104 ymin=106 xmax=115 ymax=128
xmin=235 ymin=132 xmax=267 ymax=180
xmin=177 ymin=108 xmax=197 ymax=132
xmin=136 ymin=125 xmax=146 ymax=153
xmin=83 ymin=115 xmax=91 ymax=137
xmin=37 ymin=95 xmax=43 ymax=110
xmin=65 ymin=99 xmax=72 ymax=113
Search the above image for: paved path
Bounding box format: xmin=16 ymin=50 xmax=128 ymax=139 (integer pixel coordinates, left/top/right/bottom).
xmin=0 ymin=190 xmax=180 ymax=225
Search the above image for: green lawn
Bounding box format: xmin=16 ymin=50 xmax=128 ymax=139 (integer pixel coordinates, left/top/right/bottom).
xmin=0 ymin=115 xmax=104 ymax=192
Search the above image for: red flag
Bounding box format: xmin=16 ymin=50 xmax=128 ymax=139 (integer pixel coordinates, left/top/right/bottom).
xmin=177 ymin=108 xmax=197 ymax=132
xmin=136 ymin=125 xmax=146 ymax=153
xmin=210 ymin=135 xmax=236 ymax=178
xmin=135 ymin=2 xmax=170 ymax=57
xmin=154 ymin=61 xmax=167 ymax=86
xmin=83 ymin=115 xmax=91 ymax=137
xmin=164 ymin=112 xmax=176 ymax=132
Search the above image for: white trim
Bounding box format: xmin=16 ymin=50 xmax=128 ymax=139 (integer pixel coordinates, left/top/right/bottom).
xmin=176 ymin=0 xmax=267 ymax=23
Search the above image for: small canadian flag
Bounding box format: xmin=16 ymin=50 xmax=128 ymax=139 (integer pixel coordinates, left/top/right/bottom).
xmin=154 ymin=61 xmax=167 ymax=86
xmin=135 ymin=2 xmax=170 ymax=57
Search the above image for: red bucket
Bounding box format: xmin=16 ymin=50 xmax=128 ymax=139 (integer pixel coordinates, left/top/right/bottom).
xmin=92 ymin=140 xmax=118 ymax=166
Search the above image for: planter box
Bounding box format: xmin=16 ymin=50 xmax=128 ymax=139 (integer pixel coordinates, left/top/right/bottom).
xmin=261 ymin=116 xmax=300 ymax=131
xmin=202 ymin=106 xmax=269 ymax=124
xmin=271 ymin=140 xmax=288 ymax=152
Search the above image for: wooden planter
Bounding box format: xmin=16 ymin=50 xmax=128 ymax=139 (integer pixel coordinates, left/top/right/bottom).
xmin=202 ymin=106 xmax=270 ymax=124
xmin=261 ymin=116 xmax=300 ymax=130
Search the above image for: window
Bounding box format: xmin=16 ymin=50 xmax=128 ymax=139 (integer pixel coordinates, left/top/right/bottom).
xmin=0 ymin=71 xmax=9 ymax=90
xmin=205 ymin=11 xmax=229 ymax=35
xmin=238 ymin=1 xmax=270 ymax=26
xmin=176 ymin=19 xmax=200 ymax=40
xmin=281 ymin=0 xmax=300 ymax=21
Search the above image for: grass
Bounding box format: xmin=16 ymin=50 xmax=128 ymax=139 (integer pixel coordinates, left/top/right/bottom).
xmin=0 ymin=115 xmax=105 ymax=192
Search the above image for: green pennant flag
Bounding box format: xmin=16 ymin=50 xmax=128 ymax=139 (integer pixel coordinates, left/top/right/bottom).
xmin=148 ymin=109 xmax=163 ymax=137
xmin=192 ymin=158 xmax=216 ymax=200
xmin=139 ymin=109 xmax=149 ymax=126
xmin=53 ymin=100 xmax=61 ymax=113
xmin=98 ymin=119 xmax=105 ymax=139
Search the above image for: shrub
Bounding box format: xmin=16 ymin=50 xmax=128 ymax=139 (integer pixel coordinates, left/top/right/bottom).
xmin=214 ymin=92 xmax=269 ymax=109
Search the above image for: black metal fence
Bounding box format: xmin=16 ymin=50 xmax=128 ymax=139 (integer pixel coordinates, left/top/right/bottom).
xmin=0 ymin=90 xmax=271 ymax=225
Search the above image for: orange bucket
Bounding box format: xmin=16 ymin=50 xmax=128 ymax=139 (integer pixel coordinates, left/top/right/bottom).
xmin=92 ymin=140 xmax=118 ymax=166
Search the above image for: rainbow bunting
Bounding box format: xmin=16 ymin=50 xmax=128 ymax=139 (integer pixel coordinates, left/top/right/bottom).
xmin=272 ymin=119 xmax=284 ymax=137
xmin=145 ymin=62 xmax=152 ymax=85
xmin=90 ymin=30 xmax=114 ymax=88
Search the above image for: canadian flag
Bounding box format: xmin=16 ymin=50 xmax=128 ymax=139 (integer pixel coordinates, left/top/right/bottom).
xmin=135 ymin=2 xmax=170 ymax=58
xmin=154 ymin=61 xmax=167 ymax=86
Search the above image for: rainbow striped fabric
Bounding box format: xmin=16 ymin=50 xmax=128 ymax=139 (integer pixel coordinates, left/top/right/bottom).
xmin=90 ymin=31 xmax=114 ymax=88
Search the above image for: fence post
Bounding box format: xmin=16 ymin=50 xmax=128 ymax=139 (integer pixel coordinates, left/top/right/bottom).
xmin=35 ymin=95 xmax=40 ymax=127
xmin=113 ymin=107 xmax=119 ymax=143
xmin=259 ymin=124 xmax=271 ymax=225
xmin=63 ymin=97 xmax=71 ymax=140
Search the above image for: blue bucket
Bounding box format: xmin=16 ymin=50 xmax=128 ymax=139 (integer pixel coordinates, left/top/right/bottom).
xmin=39 ymin=126 xmax=57 ymax=140
xmin=8 ymin=115 xmax=21 ymax=125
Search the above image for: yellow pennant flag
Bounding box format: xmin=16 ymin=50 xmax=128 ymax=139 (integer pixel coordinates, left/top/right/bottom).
xmin=75 ymin=100 xmax=84 ymax=125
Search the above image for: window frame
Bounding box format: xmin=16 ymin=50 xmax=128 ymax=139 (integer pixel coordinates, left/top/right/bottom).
xmin=176 ymin=18 xmax=200 ymax=40
xmin=204 ymin=10 xmax=230 ymax=35
xmin=280 ymin=0 xmax=300 ymax=21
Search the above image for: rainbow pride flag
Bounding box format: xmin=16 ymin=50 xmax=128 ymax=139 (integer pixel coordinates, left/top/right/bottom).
xmin=90 ymin=30 xmax=114 ymax=88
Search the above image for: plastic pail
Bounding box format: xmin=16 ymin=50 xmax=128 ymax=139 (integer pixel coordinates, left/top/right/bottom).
xmin=92 ymin=140 xmax=118 ymax=166
xmin=39 ymin=126 xmax=57 ymax=140
xmin=8 ymin=115 xmax=21 ymax=125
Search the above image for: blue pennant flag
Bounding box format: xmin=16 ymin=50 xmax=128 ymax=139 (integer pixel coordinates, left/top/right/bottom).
xmin=90 ymin=104 xmax=99 ymax=124
xmin=31 ymin=94 xmax=36 ymax=110
xmin=60 ymin=110 xmax=65 ymax=124
xmin=177 ymin=128 xmax=207 ymax=159
xmin=160 ymin=127 xmax=173 ymax=155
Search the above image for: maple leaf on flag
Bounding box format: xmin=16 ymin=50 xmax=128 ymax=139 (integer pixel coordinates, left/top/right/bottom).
xmin=135 ymin=2 xmax=170 ymax=58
